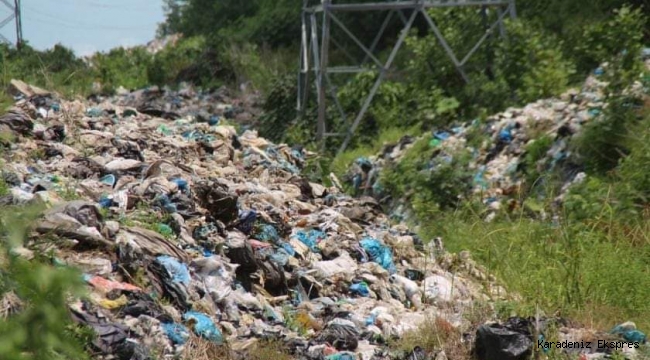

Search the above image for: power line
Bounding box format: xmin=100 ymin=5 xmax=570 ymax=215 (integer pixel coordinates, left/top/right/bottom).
xmin=52 ymin=0 xmax=159 ymax=11
xmin=22 ymin=4 xmax=160 ymax=31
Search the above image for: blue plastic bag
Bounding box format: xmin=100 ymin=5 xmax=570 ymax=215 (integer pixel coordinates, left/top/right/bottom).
xmin=237 ymin=210 xmax=257 ymax=234
xmin=360 ymin=237 xmax=396 ymax=274
xmin=295 ymin=230 xmax=326 ymax=252
xmin=256 ymin=224 xmax=279 ymax=243
xmin=162 ymin=322 xmax=190 ymax=345
xmin=183 ymin=311 xmax=223 ymax=344
xmin=352 ymin=174 xmax=363 ymax=191
xmin=156 ymin=255 xmax=190 ymax=285
xmin=170 ymin=178 xmax=188 ymax=192
xmin=153 ymin=194 xmax=177 ymax=213
xmin=611 ymin=324 xmax=646 ymax=344
xmin=98 ymin=197 xmax=114 ymax=209
xmin=326 ymin=353 xmax=357 ymax=360
xmin=355 ymin=157 xmax=372 ymax=169
xmin=499 ymin=126 xmax=513 ymax=143
xmin=349 ymin=282 xmax=370 ymax=297
xmin=269 ymin=248 xmax=291 ymax=266
xmin=208 ymin=115 xmax=220 ymax=126
xmin=100 ymin=174 xmax=116 ymax=187
xmin=434 ymin=131 xmax=451 ymax=141
xmin=279 ymin=242 xmax=296 ymax=256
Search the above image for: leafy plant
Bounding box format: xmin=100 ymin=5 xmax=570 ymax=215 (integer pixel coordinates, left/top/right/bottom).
xmin=0 ymin=205 xmax=89 ymax=359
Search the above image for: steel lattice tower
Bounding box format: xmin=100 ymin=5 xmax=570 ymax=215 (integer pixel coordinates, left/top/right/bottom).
xmin=298 ymin=0 xmax=516 ymax=153
xmin=0 ymin=0 xmax=22 ymax=48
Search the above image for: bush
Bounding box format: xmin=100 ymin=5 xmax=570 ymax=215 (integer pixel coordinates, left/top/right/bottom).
xmin=495 ymin=20 xmax=575 ymax=103
xmin=574 ymin=5 xmax=645 ymax=84
xmin=258 ymin=74 xmax=298 ymax=142
xmin=381 ymin=138 xmax=474 ymax=215
xmin=147 ymin=36 xmax=226 ymax=89
xmin=574 ymin=95 xmax=643 ymax=175
xmin=90 ymin=47 xmax=153 ymax=93
xmin=0 ymin=205 xmax=89 ymax=359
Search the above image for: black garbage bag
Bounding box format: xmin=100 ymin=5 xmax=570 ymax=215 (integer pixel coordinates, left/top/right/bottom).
xmin=289 ymin=176 xmax=313 ymax=201
xmin=69 ymin=305 xmax=130 ymax=354
xmin=112 ymin=137 xmax=145 ymax=162
xmin=475 ymin=317 xmax=533 ymax=360
xmin=318 ymin=318 xmax=360 ymax=351
xmin=114 ymin=340 xmax=153 ymax=360
xmin=0 ymin=108 xmax=33 ymax=136
xmin=136 ymin=105 xmax=180 ymax=120
xmin=194 ymin=180 xmax=239 ymax=224
xmin=113 ymin=290 xmax=167 ymax=321
xmin=147 ymin=259 xmax=191 ymax=312
xmin=68 ymin=156 xmax=106 ymax=179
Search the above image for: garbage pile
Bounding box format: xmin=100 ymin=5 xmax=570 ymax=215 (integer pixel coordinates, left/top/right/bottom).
xmin=0 ymin=80 xmax=508 ymax=360
xmin=88 ymin=82 xmax=261 ymax=132
xmin=346 ymin=73 xmax=619 ymax=222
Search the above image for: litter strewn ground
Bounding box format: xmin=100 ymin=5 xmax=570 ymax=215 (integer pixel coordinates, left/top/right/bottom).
xmin=0 ymin=78 xmax=647 ymax=360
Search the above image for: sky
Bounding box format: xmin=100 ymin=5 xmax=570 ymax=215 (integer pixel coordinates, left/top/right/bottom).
xmin=0 ymin=0 xmax=165 ymax=56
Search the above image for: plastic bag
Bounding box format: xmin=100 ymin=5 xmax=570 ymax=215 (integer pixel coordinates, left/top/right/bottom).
xmin=611 ymin=322 xmax=646 ymax=343
xmin=156 ymin=255 xmax=190 ymax=285
xmin=359 ymin=237 xmax=396 ymax=274
xmin=84 ymin=275 xmax=141 ymax=294
xmin=183 ymin=311 xmax=223 ymax=344
xmin=349 ymin=282 xmax=370 ymax=297
xmin=162 ymin=322 xmax=190 ymax=345
xmin=319 ymin=318 xmax=360 ymax=351
xmin=237 ymin=210 xmax=257 ymax=234
xmin=255 ymin=224 xmax=279 ymax=243
xmin=295 ymin=229 xmax=326 ymax=252
xmin=475 ymin=317 xmax=533 ymax=360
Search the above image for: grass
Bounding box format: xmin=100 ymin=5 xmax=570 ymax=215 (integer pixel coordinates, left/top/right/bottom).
xmin=180 ymin=336 xmax=232 ymax=360
xmin=395 ymin=316 xmax=469 ymax=359
xmin=330 ymin=125 xmax=420 ymax=180
xmin=0 ymin=177 xmax=8 ymax=197
xmin=115 ymin=203 xmax=175 ymax=240
xmin=243 ymin=340 xmax=293 ymax=360
xmin=418 ymin=207 xmax=650 ymax=331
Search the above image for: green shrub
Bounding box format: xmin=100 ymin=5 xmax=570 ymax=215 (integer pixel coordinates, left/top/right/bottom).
xmin=573 ymin=96 xmax=641 ymax=175
xmin=495 ymin=20 xmax=575 ymax=103
xmin=90 ymin=47 xmax=153 ymax=93
xmin=147 ymin=36 xmax=225 ymax=88
xmin=258 ymin=74 xmax=298 ymax=142
xmin=575 ymin=5 xmax=645 ymax=86
xmin=223 ymin=43 xmax=295 ymax=95
xmin=382 ymin=138 xmax=474 ymax=215
xmin=0 ymin=205 xmax=89 ymax=359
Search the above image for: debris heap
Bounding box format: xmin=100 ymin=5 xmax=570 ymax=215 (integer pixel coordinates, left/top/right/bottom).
xmin=0 ymin=80 xmax=501 ymax=360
